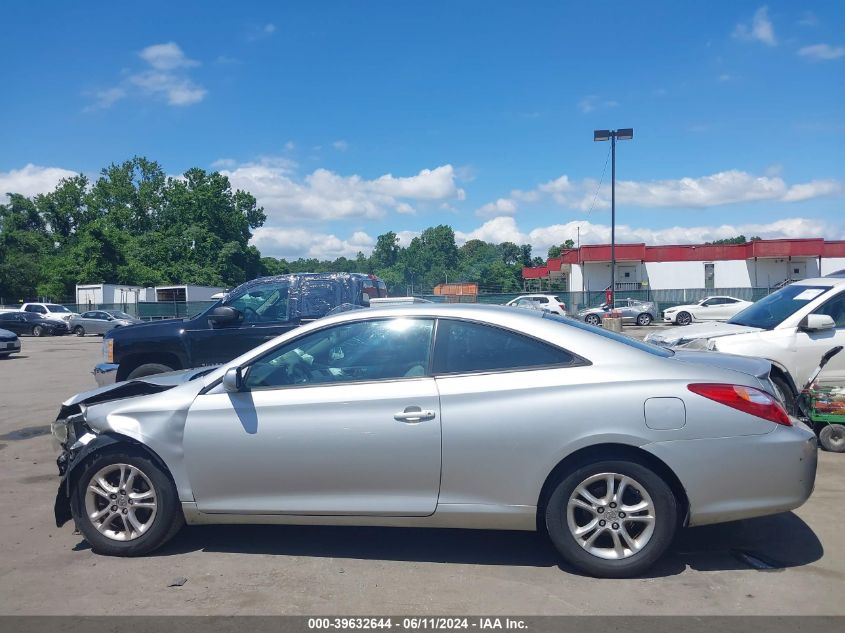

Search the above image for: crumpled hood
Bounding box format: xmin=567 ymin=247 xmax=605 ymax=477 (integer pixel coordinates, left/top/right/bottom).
xmin=644 ymin=322 xmax=762 ymax=347
xmin=61 ymin=367 xmax=211 ymax=409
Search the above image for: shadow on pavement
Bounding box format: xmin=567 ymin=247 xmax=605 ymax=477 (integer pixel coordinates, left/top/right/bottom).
xmin=133 ymin=510 xmax=822 ymax=577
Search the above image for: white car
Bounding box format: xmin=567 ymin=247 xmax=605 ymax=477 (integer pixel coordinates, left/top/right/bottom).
xmin=662 ymin=296 xmax=752 ymax=325
xmin=646 ymin=277 xmax=845 ymax=413
xmin=20 ymin=303 xmax=78 ymax=322
xmin=505 ymin=294 xmax=566 ymax=315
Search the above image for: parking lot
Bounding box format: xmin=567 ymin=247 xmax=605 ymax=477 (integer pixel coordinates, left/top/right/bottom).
xmin=1 ymin=333 xmax=843 ymax=615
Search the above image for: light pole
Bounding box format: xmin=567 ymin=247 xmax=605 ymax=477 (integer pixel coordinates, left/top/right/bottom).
xmin=593 ymin=128 xmax=633 ymax=306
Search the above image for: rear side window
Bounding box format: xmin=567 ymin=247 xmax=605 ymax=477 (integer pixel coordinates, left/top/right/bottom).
xmin=433 ymin=319 xmax=577 ymax=375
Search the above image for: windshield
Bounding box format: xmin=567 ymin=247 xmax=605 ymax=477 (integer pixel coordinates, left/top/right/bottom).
xmin=728 ymin=285 xmax=831 ymax=329
xmin=105 ymin=310 xmax=133 ymax=320
xmin=543 ymin=313 xmax=674 ymax=357
xmin=46 ymin=304 xmax=71 ymax=312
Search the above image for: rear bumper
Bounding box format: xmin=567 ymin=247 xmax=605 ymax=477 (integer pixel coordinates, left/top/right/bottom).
xmin=644 ymin=423 xmax=817 ymax=527
xmin=93 ymin=363 xmax=119 ymax=386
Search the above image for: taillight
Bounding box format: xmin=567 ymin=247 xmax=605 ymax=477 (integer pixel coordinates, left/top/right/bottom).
xmin=559 ymin=303 xmax=567 ymax=312
xmin=688 ymin=383 xmax=791 ymax=426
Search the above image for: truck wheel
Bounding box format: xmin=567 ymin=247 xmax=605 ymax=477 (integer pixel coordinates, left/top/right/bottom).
xmin=819 ymin=425 xmax=845 ymax=453
xmin=127 ymin=363 xmax=174 ymax=380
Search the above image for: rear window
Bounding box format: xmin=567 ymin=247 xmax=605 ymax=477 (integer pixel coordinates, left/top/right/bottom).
xmin=542 ymin=313 xmax=674 ymax=357
xmin=433 ymin=319 xmax=579 ymax=375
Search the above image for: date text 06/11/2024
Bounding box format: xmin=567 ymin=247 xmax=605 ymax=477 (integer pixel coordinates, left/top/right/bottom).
xmin=307 ymin=618 xmax=528 ymax=630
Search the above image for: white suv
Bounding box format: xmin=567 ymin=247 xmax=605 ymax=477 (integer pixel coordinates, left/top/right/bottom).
xmin=645 ymin=277 xmax=845 ymax=412
xmin=20 ymin=303 xmax=78 ymax=322
xmin=505 ymin=294 xmax=567 ymax=315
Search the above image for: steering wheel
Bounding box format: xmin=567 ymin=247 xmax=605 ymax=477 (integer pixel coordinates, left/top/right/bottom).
xmin=243 ymin=306 xmax=259 ymax=321
xmin=288 ymin=363 xmax=310 ymax=384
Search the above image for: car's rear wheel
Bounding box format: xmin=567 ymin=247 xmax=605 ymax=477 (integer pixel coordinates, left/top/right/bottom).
xmin=545 ymin=460 xmax=677 ymax=578
xmin=819 ymin=424 xmax=845 ymax=453
xmin=127 ymin=363 xmax=174 ymax=380
xmin=585 ymin=314 xmax=601 ymax=326
xmin=73 ymin=326 xmax=85 ymax=337
xmin=676 ymin=311 xmax=692 ymax=326
xmin=636 ymin=313 xmax=653 ymax=326
xmin=70 ymin=450 xmax=183 ymax=556
xmin=32 ymin=325 xmax=45 ymax=337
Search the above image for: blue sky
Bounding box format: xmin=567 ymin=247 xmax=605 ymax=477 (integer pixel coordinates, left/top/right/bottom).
xmin=1 ymin=1 xmax=843 ymax=259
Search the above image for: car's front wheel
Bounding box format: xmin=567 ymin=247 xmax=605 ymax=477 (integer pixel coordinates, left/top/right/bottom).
xmin=636 ymin=313 xmax=653 ymax=326
xmin=545 ymin=459 xmax=677 ymax=578
xmin=675 ymin=311 xmax=692 ymax=326
xmin=70 ymin=449 xmax=183 ymax=556
xmin=73 ymin=326 xmax=85 ymax=337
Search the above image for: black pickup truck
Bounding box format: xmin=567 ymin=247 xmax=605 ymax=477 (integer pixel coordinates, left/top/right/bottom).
xmin=94 ymin=272 xmax=386 ymax=385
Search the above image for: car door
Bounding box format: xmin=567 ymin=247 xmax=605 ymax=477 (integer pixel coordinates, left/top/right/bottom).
xmin=694 ymin=298 xmax=719 ymax=321
xmin=78 ymin=312 xmax=100 ymax=333
xmin=617 ymin=300 xmax=638 ymax=323
xmin=183 ymin=316 xmax=442 ymax=515
xmin=186 ymin=279 xmax=299 ymax=367
xmin=793 ymin=291 xmax=845 ymax=387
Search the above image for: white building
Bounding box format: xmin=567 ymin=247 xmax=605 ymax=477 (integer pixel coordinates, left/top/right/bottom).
xmin=76 ymin=283 xmax=225 ymax=307
xmin=523 ymin=238 xmax=845 ymax=292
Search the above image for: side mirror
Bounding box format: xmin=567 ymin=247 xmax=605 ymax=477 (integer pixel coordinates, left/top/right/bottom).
xmin=222 ymin=367 xmax=243 ymax=392
xmin=800 ymin=314 xmax=836 ymax=332
xmin=208 ymin=305 xmax=241 ymax=327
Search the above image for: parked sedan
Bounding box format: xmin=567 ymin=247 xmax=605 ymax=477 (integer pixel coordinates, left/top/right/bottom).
xmin=578 ymin=298 xmax=656 ymax=326
xmin=0 ymin=311 xmax=69 ymax=336
xmin=52 ymin=304 xmax=816 ymax=578
xmin=70 ymin=310 xmax=142 ymax=336
xmin=663 ymin=296 xmax=753 ymax=326
xmin=505 ymin=294 xmax=567 ymax=315
xmin=0 ymin=328 xmax=21 ymax=357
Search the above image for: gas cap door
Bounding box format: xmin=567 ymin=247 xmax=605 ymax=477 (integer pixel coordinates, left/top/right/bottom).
xmin=644 ymin=397 xmax=687 ymax=430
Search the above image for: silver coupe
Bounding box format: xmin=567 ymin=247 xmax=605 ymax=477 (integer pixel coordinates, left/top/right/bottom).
xmin=52 ymin=304 xmax=816 ymax=577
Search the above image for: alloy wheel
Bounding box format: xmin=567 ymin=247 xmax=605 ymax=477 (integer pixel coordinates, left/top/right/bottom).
xmin=566 ymin=472 xmax=656 ymax=560
xmin=84 ymin=463 xmax=158 ymax=541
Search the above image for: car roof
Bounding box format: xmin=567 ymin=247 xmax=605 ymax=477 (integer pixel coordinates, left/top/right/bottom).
xmin=792 ymin=277 xmax=845 ymax=287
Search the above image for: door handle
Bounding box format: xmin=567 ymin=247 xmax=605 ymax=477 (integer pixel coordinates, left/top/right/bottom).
xmin=394 ymin=406 xmax=435 ymax=423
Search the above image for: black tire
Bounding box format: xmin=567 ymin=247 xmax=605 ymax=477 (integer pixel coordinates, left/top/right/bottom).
xmin=585 ymin=314 xmax=601 ymax=326
xmin=819 ymin=424 xmax=845 ymax=453
xmin=73 ymin=326 xmax=85 ymax=337
xmin=127 ymin=363 xmax=174 ymax=380
xmin=771 ymin=374 xmax=797 ymax=417
xmin=70 ymin=449 xmax=184 ymax=556
xmin=545 ymin=459 xmax=677 ymax=578
xmin=676 ymin=311 xmax=692 ymax=326
xmin=32 ymin=325 xmax=45 ymax=337
xmin=636 ymin=313 xmax=653 ymax=326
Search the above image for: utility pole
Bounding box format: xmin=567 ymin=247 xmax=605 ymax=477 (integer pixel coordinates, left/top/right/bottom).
xmin=593 ymin=128 xmax=634 ymax=307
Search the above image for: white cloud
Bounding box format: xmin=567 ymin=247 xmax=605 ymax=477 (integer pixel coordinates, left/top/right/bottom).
xmin=797 ymin=11 xmax=819 ymax=27
xmin=733 ymin=6 xmax=777 ymax=46
xmin=578 ymin=95 xmax=619 ymax=114
xmin=248 ymin=23 xmax=277 ymax=41
xmin=0 ymin=164 xmax=78 ymax=199
xmin=475 ymin=169 xmax=841 ymax=215
xmin=138 ymin=42 xmax=199 ymax=70
xmin=476 ymin=197 xmax=517 ymax=217
xmin=252 ymin=227 xmax=374 ymax=260
xmin=86 ymin=42 xmax=206 ymax=110
xmin=221 ymin=159 xmax=464 ymax=223
xmin=798 ymin=43 xmax=845 ymax=60
xmin=332 ymin=140 xmax=349 ymax=151
xmin=456 ymin=216 xmax=842 ymax=255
